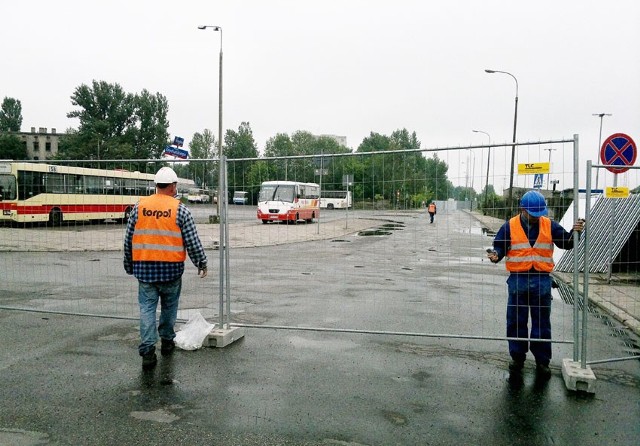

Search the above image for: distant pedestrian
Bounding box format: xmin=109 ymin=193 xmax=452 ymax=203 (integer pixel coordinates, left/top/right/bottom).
xmin=124 ymin=167 xmax=208 ymax=370
xmin=428 ymin=201 xmax=437 ymax=224
xmin=487 ymin=190 xmax=584 ymax=379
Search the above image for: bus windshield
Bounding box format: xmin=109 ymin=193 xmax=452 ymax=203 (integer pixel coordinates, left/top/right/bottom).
xmin=259 ymin=184 xmax=295 ymax=203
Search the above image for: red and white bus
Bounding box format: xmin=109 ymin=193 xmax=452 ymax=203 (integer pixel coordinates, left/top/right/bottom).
xmin=0 ymin=162 xmax=190 ymax=225
xmin=257 ymin=181 xmax=320 ymax=224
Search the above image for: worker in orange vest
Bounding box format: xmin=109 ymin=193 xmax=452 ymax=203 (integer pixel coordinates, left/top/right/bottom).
xmin=487 ymin=190 xmax=584 ymax=379
xmin=428 ymin=201 xmax=437 ymax=224
xmin=124 ymin=167 xmax=208 ymax=370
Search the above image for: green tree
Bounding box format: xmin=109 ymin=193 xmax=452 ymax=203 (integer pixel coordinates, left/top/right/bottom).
xmin=424 ymin=153 xmax=449 ymax=200
xmin=264 ymin=133 xmax=295 ymax=180
xmin=0 ymin=97 xmax=23 ymax=132
xmin=354 ymin=129 xmax=450 ymax=207
xmin=225 ymin=122 xmax=259 ymax=191
xmin=133 ymin=89 xmax=170 ymax=159
xmin=0 ymin=134 xmax=27 ymax=160
xmin=245 ymin=160 xmax=278 ymax=202
xmin=189 ymin=129 xmax=216 ymax=187
xmin=311 ymin=136 xmax=352 ymax=191
xmin=479 ymin=183 xmax=504 ymax=216
xmin=356 ymin=132 xmax=392 ymax=202
xmin=58 ymin=80 xmax=169 ymax=166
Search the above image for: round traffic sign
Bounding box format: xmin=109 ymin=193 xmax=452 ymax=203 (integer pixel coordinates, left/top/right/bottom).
xmin=600 ymin=133 xmax=637 ymax=174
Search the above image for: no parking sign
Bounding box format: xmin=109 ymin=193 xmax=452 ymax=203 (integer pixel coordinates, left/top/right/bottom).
xmin=600 ymin=133 xmax=637 ymax=174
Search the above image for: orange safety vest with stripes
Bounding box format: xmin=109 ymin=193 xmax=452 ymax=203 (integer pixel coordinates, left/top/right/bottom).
xmin=428 ymin=203 xmax=436 ymax=213
xmin=505 ymin=215 xmax=554 ymax=273
xmin=132 ymin=194 xmax=186 ymax=263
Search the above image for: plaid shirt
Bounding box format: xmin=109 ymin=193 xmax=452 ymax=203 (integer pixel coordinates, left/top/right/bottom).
xmin=123 ymin=198 xmax=207 ymax=283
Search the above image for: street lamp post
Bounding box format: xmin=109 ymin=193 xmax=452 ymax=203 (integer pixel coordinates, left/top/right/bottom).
xmin=592 ymin=113 xmax=612 ymax=191
xmin=198 ymin=25 xmax=223 ymax=162
xmin=472 ymin=129 xmax=491 ymax=211
xmin=199 ymin=24 xmax=227 ymax=330
xmin=544 ymin=147 xmax=556 ymax=189
xmin=485 ymin=69 xmax=518 ymax=218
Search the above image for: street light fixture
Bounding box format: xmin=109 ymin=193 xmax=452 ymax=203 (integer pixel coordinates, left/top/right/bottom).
xmin=485 ymin=69 xmax=518 ymax=218
xmin=472 ymin=129 xmax=491 ymax=210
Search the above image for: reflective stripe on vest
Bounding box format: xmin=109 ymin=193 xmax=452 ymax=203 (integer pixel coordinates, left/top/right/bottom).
xmin=505 ymin=215 xmax=554 ymax=273
xmin=132 ymin=194 xmax=186 ymax=262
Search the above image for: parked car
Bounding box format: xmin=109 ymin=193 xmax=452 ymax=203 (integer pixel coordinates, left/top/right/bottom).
xmin=232 ymin=191 xmax=249 ymax=205
xmin=187 ymin=188 xmax=211 ymax=203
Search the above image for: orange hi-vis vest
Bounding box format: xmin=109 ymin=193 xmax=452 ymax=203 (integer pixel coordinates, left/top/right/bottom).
xmin=132 ymin=194 xmax=186 ymax=263
xmin=505 ymin=215 xmax=554 ymax=273
xmin=428 ymin=203 xmax=436 ymax=213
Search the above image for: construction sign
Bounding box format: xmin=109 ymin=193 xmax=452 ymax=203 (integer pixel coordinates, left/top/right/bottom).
xmin=605 ymin=186 xmax=630 ymax=198
xmin=518 ymin=162 xmax=550 ymax=175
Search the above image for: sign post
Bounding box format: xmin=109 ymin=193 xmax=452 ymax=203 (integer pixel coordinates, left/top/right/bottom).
xmin=599 ymin=132 xmax=637 ymax=282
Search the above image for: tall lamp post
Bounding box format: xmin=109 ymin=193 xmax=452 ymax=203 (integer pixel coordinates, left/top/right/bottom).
xmin=199 ymin=24 xmax=227 ymax=330
xmin=472 ymin=129 xmax=491 ymax=211
xmin=198 ymin=25 xmax=223 ymax=196
xmin=485 ymin=69 xmax=518 ymax=218
xmin=592 ymin=112 xmax=612 ymax=191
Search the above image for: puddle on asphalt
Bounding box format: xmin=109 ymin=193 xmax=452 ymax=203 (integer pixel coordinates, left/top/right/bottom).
xmin=357 ymin=220 xmax=405 ymax=237
xmin=380 ymin=223 xmax=405 ymax=230
xmin=358 ymin=229 xmax=392 ymax=236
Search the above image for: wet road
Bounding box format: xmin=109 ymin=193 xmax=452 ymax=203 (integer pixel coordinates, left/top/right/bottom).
xmin=0 ymin=209 xmax=638 ymax=445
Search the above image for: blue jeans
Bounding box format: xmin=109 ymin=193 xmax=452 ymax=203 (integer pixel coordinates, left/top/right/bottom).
xmin=506 ymin=274 xmax=552 ymax=365
xmin=138 ymin=277 xmax=182 ymax=356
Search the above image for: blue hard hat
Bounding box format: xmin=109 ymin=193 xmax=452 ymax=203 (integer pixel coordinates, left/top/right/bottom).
xmin=520 ymin=190 xmax=548 ymax=217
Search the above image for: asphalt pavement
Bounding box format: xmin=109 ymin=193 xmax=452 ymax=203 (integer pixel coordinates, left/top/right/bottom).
xmin=0 ymin=209 xmax=638 ymax=445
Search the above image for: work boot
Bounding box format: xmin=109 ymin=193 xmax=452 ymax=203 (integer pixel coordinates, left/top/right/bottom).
xmin=160 ymin=339 xmax=175 ymax=356
xmin=142 ymin=352 xmax=157 ymax=370
xmin=508 ymin=359 xmax=525 ymax=373
xmin=536 ymin=363 xmax=551 ymax=379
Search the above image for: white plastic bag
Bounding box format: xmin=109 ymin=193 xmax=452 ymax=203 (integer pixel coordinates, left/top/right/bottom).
xmin=174 ymin=312 xmax=215 ymax=350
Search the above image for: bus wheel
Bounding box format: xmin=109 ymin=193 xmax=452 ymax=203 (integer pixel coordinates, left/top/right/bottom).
xmin=327 ymin=203 xmax=334 ymax=210
xmin=262 ymin=219 xmax=268 ymax=224
xmin=48 ymin=208 xmax=63 ymax=227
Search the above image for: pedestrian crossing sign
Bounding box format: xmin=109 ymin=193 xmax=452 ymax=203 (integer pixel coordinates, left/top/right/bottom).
xmin=533 ymin=174 xmax=543 ymax=189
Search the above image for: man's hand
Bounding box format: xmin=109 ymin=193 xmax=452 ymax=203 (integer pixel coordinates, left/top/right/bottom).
xmin=573 ymin=218 xmax=586 ymax=233
xmin=486 ymin=248 xmax=499 ymax=263
xmin=198 ymin=266 xmax=208 ymax=278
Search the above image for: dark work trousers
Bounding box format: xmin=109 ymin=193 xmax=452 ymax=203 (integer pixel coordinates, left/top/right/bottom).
xmin=506 ymin=273 xmax=552 ymax=366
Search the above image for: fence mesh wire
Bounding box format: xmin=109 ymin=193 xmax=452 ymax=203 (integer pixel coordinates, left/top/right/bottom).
xmin=2 ymin=141 xmax=603 ymax=357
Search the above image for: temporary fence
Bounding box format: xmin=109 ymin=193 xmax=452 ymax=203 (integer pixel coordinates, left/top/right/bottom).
xmin=1 ymin=136 xmax=638 ymax=376
xmin=579 ymin=162 xmax=640 ymax=368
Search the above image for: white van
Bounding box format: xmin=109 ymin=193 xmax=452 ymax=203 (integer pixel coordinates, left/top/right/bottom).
xmin=232 ymin=191 xmax=249 ymax=205
xmin=187 ymin=188 xmax=211 ymax=204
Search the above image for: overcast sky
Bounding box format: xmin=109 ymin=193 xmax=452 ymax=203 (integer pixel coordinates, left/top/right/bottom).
xmin=2 ymin=0 xmax=639 ymax=191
